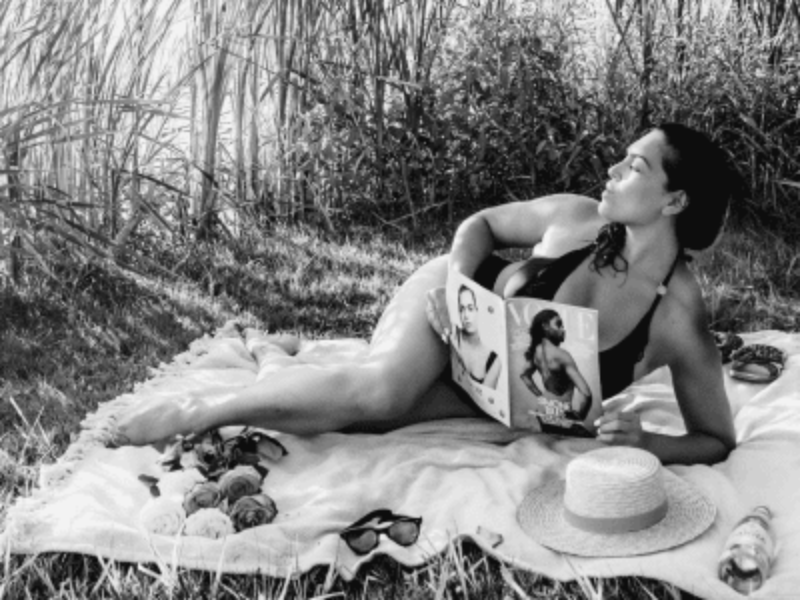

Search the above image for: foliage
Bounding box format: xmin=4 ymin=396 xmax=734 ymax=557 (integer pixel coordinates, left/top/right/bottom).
xmin=432 ymin=3 xmax=617 ymax=208
xmin=603 ymin=0 xmax=800 ymax=235
xmin=2 ymin=0 xmax=799 ymax=277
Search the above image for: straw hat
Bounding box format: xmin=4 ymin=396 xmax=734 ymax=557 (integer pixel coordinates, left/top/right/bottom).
xmin=517 ymin=447 xmax=716 ymax=557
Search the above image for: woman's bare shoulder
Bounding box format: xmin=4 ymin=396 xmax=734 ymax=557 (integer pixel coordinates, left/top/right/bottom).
xmin=553 ymin=345 xmax=579 ymax=365
xmin=532 ymin=194 xmax=604 ymax=248
xmin=650 ymin=264 xmax=713 ymax=360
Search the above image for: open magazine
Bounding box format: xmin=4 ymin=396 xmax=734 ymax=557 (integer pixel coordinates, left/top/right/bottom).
xmin=446 ymin=271 xmax=602 ymax=436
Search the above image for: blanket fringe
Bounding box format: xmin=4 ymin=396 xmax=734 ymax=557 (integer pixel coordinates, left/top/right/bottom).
xmin=4 ymin=320 xmax=253 ymax=546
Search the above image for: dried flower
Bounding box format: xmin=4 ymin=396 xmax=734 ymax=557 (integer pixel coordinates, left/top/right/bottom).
xmin=139 ymin=497 xmax=186 ymax=536
xmin=229 ymin=493 xmax=278 ymax=532
xmin=183 ymin=480 xmax=223 ymax=516
xmin=218 ymin=465 xmax=263 ymax=505
xmin=184 ymin=507 xmax=234 ymax=539
xmin=157 ymin=436 xmax=191 ymax=471
xmin=171 ymin=431 xmax=227 ymax=475
xmin=227 ymin=429 xmax=288 ymax=462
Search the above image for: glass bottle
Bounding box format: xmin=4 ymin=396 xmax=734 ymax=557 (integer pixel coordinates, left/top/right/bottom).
xmin=718 ymin=506 xmax=775 ymax=595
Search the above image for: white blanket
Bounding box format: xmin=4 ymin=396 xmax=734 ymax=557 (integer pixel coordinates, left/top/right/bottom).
xmin=4 ymin=324 xmax=800 ymax=599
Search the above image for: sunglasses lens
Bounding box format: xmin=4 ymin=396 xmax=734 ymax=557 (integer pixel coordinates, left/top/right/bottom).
xmin=388 ymin=520 xmax=420 ymax=546
xmin=343 ymin=529 xmax=379 ymax=555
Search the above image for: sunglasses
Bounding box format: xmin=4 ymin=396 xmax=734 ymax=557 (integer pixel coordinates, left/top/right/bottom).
xmin=339 ymin=509 xmax=422 ymax=555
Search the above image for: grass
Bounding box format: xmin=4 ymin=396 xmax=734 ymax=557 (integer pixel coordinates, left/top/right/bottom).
xmin=0 ymin=221 xmax=798 ymax=599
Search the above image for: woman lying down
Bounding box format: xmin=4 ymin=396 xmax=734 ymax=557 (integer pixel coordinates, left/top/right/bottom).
xmin=114 ymin=123 xmax=739 ymax=466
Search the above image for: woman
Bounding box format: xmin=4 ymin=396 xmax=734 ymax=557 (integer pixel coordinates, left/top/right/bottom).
xmin=114 ymin=123 xmax=737 ymax=465
xmin=520 ymin=309 xmax=592 ymax=421
xmin=453 ymin=285 xmax=502 ymax=390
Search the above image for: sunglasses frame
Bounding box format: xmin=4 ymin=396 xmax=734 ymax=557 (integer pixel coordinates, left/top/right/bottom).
xmin=339 ymin=509 xmax=422 ymax=555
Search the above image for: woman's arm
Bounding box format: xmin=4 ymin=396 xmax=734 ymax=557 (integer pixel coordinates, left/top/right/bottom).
xmin=597 ymin=287 xmax=736 ymax=465
xmin=563 ymin=363 xmax=593 ymax=420
xmin=429 ymin=195 xmax=599 ymax=337
xmin=520 ymin=366 xmax=543 ymax=396
xmin=447 ymin=195 xmax=599 ymax=276
xmin=653 ymin=313 xmax=735 ymax=463
xmin=560 ymin=354 xmax=593 ymax=398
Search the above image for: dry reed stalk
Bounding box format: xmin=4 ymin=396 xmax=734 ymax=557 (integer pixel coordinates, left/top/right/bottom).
xmin=188 ymin=0 xmax=241 ymax=237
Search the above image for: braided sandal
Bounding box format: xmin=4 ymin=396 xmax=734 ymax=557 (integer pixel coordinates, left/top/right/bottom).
xmin=730 ymin=344 xmax=787 ymax=384
xmin=712 ymin=331 xmax=744 ymax=364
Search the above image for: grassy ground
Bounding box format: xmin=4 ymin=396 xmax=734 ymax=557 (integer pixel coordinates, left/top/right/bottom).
xmin=0 ymin=222 xmax=798 ymax=599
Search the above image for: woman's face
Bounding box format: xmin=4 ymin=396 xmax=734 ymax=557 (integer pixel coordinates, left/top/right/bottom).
xmin=600 ymin=130 xmax=681 ymax=225
xmin=458 ymin=290 xmax=478 ymax=333
xmin=545 ymin=316 xmax=565 ymax=344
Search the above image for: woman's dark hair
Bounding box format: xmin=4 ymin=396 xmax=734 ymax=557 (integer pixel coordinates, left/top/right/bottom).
xmin=659 ymin=122 xmax=738 ymax=250
xmin=524 ymin=309 xmax=561 ymax=363
xmin=592 ymin=123 xmax=740 ymax=272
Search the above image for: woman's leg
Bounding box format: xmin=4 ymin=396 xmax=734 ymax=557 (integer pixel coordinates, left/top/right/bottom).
xmin=114 ymin=255 xmax=478 ymax=445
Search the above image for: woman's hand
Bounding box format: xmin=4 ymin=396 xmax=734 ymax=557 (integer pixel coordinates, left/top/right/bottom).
xmin=595 ymin=409 xmax=645 ymax=449
xmin=425 ymin=287 xmax=451 ymax=343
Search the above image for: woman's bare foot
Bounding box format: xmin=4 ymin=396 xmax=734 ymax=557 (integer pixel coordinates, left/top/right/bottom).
xmin=245 ymin=329 xmax=302 ymax=356
xmin=111 ymin=395 xmax=201 ymax=447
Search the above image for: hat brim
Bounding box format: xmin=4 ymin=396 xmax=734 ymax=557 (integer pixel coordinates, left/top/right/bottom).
xmin=517 ymin=470 xmax=716 ymax=557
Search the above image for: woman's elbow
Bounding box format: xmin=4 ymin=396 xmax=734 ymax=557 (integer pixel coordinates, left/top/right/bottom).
xmin=719 ymin=430 xmax=737 ymax=460
xmin=705 ymin=430 xmax=736 ymax=464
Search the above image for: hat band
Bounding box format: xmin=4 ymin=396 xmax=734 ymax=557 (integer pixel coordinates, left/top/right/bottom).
xmin=564 ymin=500 xmax=668 ymax=534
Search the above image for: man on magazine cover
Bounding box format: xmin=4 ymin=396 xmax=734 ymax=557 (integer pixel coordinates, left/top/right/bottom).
xmin=520 ymin=309 xmax=593 ymax=428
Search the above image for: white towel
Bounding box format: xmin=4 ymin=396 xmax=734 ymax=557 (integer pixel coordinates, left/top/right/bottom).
xmin=4 ymin=324 xmax=799 ymax=599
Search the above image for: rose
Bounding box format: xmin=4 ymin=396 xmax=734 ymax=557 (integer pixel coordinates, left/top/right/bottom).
xmin=157 ymin=468 xmax=206 ymax=500
xmin=183 ymin=507 xmax=234 ymax=539
xmin=229 ymin=493 xmax=278 ymax=532
xmin=183 ymin=481 xmax=223 ymax=516
xmin=139 ymin=497 xmax=186 ymax=536
xmin=218 ymin=465 xmax=263 ymax=505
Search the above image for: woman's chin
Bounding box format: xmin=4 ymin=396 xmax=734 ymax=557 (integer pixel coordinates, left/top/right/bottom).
xmin=597 ymin=197 xmax=613 ymax=219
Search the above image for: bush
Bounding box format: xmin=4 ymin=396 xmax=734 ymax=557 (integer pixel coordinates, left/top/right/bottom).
xmin=283 ymin=0 xmax=800 ymax=237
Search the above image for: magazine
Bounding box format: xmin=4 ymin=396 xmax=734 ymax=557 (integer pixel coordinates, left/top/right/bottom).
xmin=446 ymin=271 xmax=602 ymax=436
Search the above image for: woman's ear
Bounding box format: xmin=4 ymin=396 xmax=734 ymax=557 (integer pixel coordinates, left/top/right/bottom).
xmin=662 ymin=190 xmax=688 ymax=216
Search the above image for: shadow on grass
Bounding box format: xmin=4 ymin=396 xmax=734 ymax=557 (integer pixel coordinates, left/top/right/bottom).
xmin=0 ymin=228 xmax=424 ymax=462
xmin=0 ymin=260 xmax=233 ymax=460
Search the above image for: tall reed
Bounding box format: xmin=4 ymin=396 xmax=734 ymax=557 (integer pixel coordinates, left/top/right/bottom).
xmin=1 ymin=0 xmax=797 ymax=280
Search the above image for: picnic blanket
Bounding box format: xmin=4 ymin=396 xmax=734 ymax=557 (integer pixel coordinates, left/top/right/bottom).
xmin=3 ymin=323 xmax=800 ymax=599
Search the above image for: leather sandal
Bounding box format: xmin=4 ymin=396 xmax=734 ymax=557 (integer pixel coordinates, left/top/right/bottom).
xmin=730 ymin=344 xmax=787 ymax=384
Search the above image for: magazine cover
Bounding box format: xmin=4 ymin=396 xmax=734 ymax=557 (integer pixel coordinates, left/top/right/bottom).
xmin=447 ymin=271 xmax=602 ymax=436
xmin=447 ymin=274 xmax=511 ymax=425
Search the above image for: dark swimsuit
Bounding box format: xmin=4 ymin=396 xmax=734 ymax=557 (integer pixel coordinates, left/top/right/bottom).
xmin=473 ymin=245 xmax=681 ymax=399
xmin=468 ymin=351 xmax=498 ymax=384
